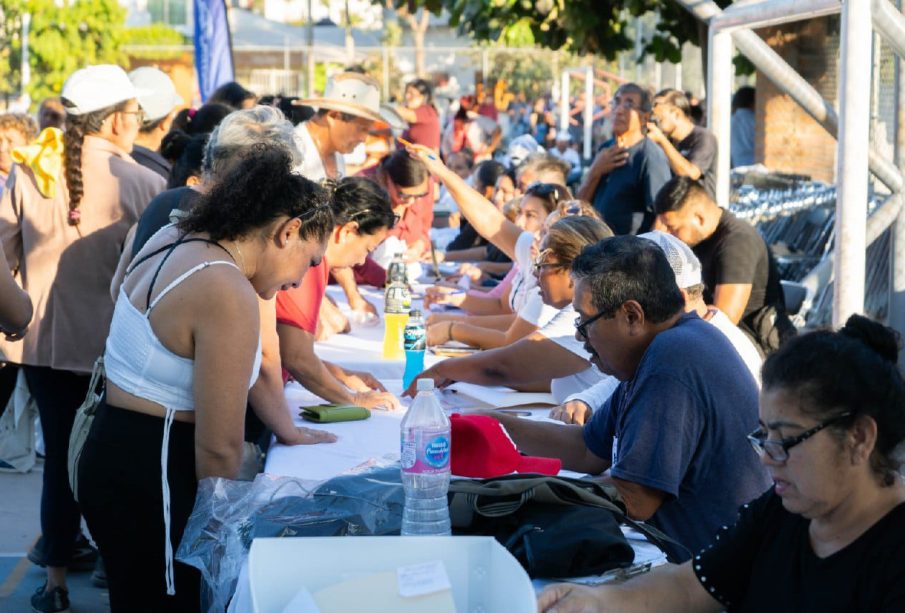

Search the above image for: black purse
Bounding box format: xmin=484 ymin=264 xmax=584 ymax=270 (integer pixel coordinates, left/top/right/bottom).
xmin=448 ymin=474 xmax=681 ymax=579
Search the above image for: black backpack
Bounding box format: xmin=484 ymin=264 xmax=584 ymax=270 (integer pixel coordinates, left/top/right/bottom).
xmin=448 ymin=474 xmax=686 ymax=579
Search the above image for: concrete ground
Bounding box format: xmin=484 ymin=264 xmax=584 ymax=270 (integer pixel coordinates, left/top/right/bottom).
xmin=0 ymin=462 xmax=108 ymax=612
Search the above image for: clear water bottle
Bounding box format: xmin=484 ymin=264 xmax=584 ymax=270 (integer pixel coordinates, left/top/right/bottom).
xmin=402 ymin=310 xmax=427 ymax=390
xmin=400 ymin=379 xmax=451 ymax=536
xmin=387 ymin=252 xmax=407 ymax=287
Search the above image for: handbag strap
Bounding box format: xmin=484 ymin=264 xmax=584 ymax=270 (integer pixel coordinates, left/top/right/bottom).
xmin=82 ymin=356 xmax=106 ymax=418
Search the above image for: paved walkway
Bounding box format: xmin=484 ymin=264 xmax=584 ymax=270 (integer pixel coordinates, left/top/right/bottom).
xmin=0 ymin=463 xmax=108 ymax=612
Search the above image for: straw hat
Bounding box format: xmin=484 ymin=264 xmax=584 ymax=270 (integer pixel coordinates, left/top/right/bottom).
xmin=299 ymin=73 xmax=383 ymax=123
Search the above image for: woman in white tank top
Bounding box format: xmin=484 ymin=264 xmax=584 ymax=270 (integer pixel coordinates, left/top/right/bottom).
xmin=77 ymin=145 xmax=335 ymax=612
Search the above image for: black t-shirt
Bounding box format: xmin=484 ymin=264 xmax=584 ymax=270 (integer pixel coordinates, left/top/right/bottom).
xmin=447 ymin=220 xmax=485 ymax=251
xmin=674 ymin=126 xmax=718 ymax=200
xmin=694 ymin=489 xmax=905 ymax=612
xmin=590 ymin=137 xmax=672 ymax=235
xmin=693 ymin=209 xmax=783 ymax=318
xmin=131 ymin=186 xmax=202 ymax=257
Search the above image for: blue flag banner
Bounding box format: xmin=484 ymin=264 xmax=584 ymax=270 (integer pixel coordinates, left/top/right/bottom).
xmin=193 ymin=0 xmax=235 ymax=102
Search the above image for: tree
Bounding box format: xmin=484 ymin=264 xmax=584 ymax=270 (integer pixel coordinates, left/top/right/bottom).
xmin=381 ymin=1 xmax=441 ymax=78
xmin=0 ymin=0 xmax=127 ymax=106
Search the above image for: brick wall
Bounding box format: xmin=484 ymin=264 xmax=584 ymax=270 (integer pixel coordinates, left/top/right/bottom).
xmin=755 ymin=17 xmax=840 ymax=183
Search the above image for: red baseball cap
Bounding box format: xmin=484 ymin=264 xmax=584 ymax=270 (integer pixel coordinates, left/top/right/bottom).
xmin=450 ymin=413 xmax=562 ymax=478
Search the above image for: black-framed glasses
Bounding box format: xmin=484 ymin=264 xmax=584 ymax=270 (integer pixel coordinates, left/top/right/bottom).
xmin=395 ymin=190 xmax=429 ymax=202
xmin=747 ymin=412 xmax=853 ymax=463
xmin=574 ymin=310 xmax=608 ymax=340
xmin=533 ymin=257 xmax=565 ymax=275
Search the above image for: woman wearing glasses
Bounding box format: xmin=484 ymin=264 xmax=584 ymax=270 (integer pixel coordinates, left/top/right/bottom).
xmin=415 ymin=158 xmax=569 ymax=350
xmin=539 ymin=314 xmax=905 ymax=612
xmin=0 ymin=65 xmax=166 ymax=612
xmin=276 ymin=177 xmax=402 ymax=412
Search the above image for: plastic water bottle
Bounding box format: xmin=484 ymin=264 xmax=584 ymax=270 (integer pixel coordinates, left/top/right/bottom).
xmin=402 ymin=310 xmax=427 ymax=390
xmin=387 ymin=252 xmax=407 ymax=287
xmin=400 ymin=379 xmax=451 ymax=536
xmin=383 ymin=280 xmax=411 ymax=360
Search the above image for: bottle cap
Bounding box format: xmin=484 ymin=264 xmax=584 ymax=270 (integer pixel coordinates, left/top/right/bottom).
xmin=416 ymin=378 xmax=434 ymax=392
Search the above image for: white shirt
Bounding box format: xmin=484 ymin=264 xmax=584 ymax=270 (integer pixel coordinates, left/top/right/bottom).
xmin=510 ymin=231 xmax=558 ymax=327
xmin=706 ymin=309 xmax=763 ymax=386
xmin=537 ymin=304 xmax=616 ymax=403
xmin=293 ymin=122 xmax=346 ymax=182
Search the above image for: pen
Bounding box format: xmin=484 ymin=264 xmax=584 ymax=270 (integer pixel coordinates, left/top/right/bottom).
xmin=397 ymin=136 xmax=437 ymax=160
xmin=430 ymin=239 xmax=441 ymax=280
xmin=498 ymin=409 xmax=532 ymax=417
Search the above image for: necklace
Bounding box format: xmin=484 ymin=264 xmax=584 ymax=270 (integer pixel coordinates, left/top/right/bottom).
xmin=231 ymin=241 xmax=247 ymax=276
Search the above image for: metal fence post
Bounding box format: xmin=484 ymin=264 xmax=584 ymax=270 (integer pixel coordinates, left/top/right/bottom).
xmin=707 ymin=29 xmax=733 ymax=209
xmin=834 ymin=0 xmax=873 ymax=325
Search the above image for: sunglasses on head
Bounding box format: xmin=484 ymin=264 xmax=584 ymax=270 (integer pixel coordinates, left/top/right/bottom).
xmin=525 ymin=182 xmax=570 ymax=201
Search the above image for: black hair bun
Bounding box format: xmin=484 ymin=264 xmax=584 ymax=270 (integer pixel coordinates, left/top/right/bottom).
xmin=160 ymin=129 xmax=191 ymax=163
xmin=841 ymin=314 xmax=901 ymax=364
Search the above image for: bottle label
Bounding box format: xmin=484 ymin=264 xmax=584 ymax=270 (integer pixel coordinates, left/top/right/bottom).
xmin=404 ymin=325 xmax=426 ymax=351
xmin=401 ymin=430 xmax=450 ymax=474
xmin=385 ymin=284 xmax=410 ymax=314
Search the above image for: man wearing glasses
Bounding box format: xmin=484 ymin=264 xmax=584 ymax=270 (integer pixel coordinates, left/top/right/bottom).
xmin=489 ymin=235 xmax=770 ymax=561
xmin=576 ymin=83 xmax=671 ymax=236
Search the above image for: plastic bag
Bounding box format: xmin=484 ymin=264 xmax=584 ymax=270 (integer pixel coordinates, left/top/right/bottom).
xmin=0 ymin=369 xmax=37 ymax=473
xmin=176 ymin=459 xmax=403 ymax=613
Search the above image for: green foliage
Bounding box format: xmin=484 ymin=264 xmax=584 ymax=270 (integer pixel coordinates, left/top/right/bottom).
xmin=0 ymin=0 xmax=127 ymax=105
xmin=121 ymin=24 xmax=187 ymax=60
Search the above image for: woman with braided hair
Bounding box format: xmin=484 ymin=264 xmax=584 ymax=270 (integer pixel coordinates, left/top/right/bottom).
xmin=0 ymin=65 xmax=165 ymax=612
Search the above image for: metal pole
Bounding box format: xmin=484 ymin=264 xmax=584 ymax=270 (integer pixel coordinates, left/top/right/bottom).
xmin=675 ymin=60 xmax=683 ymax=91
xmin=634 ymin=19 xmax=643 ymax=83
xmin=560 ymin=71 xmax=570 ymax=137
xmin=654 ymin=61 xmax=662 ymax=91
xmin=707 ymin=30 xmax=733 ymax=209
xmin=20 ymin=13 xmax=30 ymax=94
xmin=306 ymin=0 xmax=315 ymax=98
xmin=673 ymin=0 xmax=904 ymax=194
xmin=382 ymin=45 xmax=390 ymax=100
xmin=892 ymin=0 xmax=905 ymax=368
xmin=583 ymin=65 xmax=594 ymax=161
xmin=833 ymin=0 xmax=872 ymax=325
xmin=872 ymin=0 xmax=905 ymax=58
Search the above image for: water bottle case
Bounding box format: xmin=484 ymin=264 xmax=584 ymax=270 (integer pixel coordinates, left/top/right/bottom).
xmin=299 ymin=404 xmax=371 ymax=423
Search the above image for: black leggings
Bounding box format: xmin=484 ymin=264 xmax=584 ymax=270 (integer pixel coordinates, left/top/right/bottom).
xmin=21 ymin=366 xmax=90 ymax=567
xmin=78 ymin=400 xmax=200 ymax=612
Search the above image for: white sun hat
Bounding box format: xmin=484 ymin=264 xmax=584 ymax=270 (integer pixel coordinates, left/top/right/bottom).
xmin=128 ymin=67 xmax=185 ymax=122
xmin=61 ymin=65 xmax=149 ymax=116
xmin=300 ymin=72 xmax=383 ymax=123
xmin=638 ymin=230 xmax=703 ymax=289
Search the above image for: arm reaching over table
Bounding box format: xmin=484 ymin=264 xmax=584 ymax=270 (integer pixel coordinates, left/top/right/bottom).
xmin=248 ymin=297 xmax=337 ymax=446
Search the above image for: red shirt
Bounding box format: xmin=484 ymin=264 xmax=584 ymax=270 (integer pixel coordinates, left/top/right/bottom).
xmin=275 ymin=259 xmax=329 ymax=335
xmin=401 ymin=104 xmax=440 ymax=151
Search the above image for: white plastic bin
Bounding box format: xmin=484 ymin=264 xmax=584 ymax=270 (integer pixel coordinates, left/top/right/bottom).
xmin=248 ymin=536 xmax=535 ymax=613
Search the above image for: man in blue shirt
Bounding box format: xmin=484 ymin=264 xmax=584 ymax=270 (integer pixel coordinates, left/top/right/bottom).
xmin=576 ymin=84 xmax=671 ymax=235
xmin=489 ymin=236 xmax=770 ymax=560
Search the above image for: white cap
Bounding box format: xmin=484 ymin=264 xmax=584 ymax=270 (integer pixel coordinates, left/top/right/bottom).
xmin=556 ymin=133 xmax=572 ymax=143
xmin=61 ymin=65 xmax=148 ymax=116
xmin=128 ymin=67 xmax=184 ymax=122
xmin=507 ymin=134 xmax=543 ymax=167
xmin=416 ymin=379 xmax=435 ymax=392
xmin=638 ymin=231 xmax=703 ymax=289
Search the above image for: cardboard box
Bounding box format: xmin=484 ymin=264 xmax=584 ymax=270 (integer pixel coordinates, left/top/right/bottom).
xmin=248 ymin=536 xmax=536 ymax=612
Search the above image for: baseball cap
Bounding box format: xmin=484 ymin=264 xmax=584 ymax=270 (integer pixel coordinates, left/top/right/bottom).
xmin=128 ymin=67 xmax=184 ymax=122
xmin=61 ymin=65 xmax=149 ymax=116
xmin=638 ymin=230 xmax=703 ymax=289
xmin=450 ymin=413 xmax=562 ymax=478
xmin=507 ymin=134 xmax=544 ymax=167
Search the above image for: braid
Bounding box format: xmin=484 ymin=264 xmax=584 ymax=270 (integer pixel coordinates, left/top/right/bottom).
xmin=62 ymin=101 xmax=128 ymax=227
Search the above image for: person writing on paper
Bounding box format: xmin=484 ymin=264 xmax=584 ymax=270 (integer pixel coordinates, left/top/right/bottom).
xmin=538 ymin=315 xmax=905 ymax=612
xmin=463 ymin=236 xmax=769 ymax=560
xmin=549 ymin=231 xmax=763 ymax=425
xmin=276 ymin=177 xmax=403 ymax=411
xmin=406 ymin=215 xmax=615 ymax=403
xmin=78 ymin=146 xmax=336 ymax=610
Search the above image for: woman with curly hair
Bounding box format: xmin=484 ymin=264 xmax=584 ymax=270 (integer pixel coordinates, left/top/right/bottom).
xmin=78 ymin=144 xmax=334 ymax=611
xmin=0 ymin=65 xmax=165 ymax=613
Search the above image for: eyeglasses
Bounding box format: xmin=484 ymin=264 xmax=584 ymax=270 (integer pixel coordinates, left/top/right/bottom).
xmin=574 ymin=310 xmax=608 ymax=340
xmin=395 ymin=190 xmax=429 ymax=202
xmin=533 ymin=257 xmax=565 ymax=274
xmin=120 ymin=109 xmax=147 ymax=123
xmin=609 ymin=98 xmax=640 ymax=111
xmin=747 ymin=412 xmax=853 ymax=463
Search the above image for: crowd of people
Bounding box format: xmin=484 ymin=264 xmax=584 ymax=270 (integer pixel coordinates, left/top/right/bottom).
xmin=0 ymin=61 xmax=901 ymax=613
